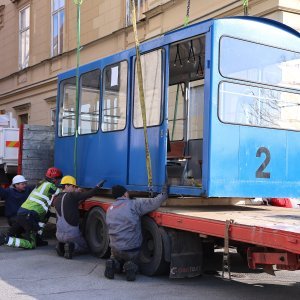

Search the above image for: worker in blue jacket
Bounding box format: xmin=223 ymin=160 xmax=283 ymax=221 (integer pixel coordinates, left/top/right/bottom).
xmin=0 ymin=175 xmax=34 ymax=227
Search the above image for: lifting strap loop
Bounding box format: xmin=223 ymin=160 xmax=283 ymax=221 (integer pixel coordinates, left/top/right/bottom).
xmin=222 ymin=219 xmax=234 ymax=280
xmin=242 ymin=0 xmax=249 ymax=16
xmin=131 ymin=0 xmax=153 ymax=192
xmin=184 ymin=0 xmax=191 ymax=26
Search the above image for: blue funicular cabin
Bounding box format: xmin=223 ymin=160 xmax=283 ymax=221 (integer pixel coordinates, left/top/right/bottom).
xmin=55 ymin=17 xmax=300 ymax=198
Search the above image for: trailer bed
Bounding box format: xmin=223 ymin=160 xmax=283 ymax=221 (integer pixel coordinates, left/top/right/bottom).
xmin=83 ymin=198 xmax=300 ymax=255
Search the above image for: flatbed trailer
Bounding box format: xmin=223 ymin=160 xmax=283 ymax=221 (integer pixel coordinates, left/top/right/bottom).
xmin=82 ymin=197 xmax=300 ymax=278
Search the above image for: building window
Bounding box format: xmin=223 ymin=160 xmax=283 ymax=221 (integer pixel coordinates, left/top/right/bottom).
xmin=126 ymin=0 xmax=147 ymax=26
xmin=102 ymin=62 xmax=128 ymax=132
xmin=19 ymin=6 xmax=30 ymax=69
xmin=0 ymin=5 xmax=5 ymax=30
xmin=51 ymin=108 xmax=56 ymax=127
xmin=51 ymin=0 xmax=65 ymax=56
xmin=19 ymin=113 xmax=28 ymax=125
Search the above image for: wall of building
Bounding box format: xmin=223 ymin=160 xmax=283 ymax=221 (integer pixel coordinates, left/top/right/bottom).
xmin=0 ymin=0 xmax=299 ymax=126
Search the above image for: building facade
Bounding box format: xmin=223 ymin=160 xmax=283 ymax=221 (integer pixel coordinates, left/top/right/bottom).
xmin=0 ymin=0 xmax=299 ymax=126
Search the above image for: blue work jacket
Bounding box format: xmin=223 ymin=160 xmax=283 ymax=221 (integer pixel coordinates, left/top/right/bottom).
xmin=0 ymin=186 xmax=34 ymax=218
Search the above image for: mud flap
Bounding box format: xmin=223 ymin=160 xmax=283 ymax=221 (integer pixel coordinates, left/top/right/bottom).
xmin=168 ymin=230 xmax=203 ymax=278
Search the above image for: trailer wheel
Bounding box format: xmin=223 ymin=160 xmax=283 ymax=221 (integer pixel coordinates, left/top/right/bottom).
xmin=139 ymin=216 xmax=169 ymax=276
xmin=85 ymin=207 xmax=110 ymax=258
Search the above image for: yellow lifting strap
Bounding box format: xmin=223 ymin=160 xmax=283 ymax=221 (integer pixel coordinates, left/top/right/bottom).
xmin=131 ymin=0 xmax=153 ymax=191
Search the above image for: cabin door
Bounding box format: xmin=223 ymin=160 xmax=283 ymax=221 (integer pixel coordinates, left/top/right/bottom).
xmin=128 ymin=49 xmax=167 ymax=191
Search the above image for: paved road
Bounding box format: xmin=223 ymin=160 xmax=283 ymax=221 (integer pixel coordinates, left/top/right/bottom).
xmin=0 ymin=238 xmax=299 ymax=300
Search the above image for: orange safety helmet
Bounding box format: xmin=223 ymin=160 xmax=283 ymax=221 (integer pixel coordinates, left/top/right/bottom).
xmin=45 ymin=167 xmax=63 ymax=179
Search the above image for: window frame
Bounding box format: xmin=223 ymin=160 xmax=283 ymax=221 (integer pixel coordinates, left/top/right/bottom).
xmin=168 ymin=82 xmax=186 ymax=142
xmin=51 ymin=0 xmax=65 ymax=57
xmin=218 ymin=35 xmax=300 ymax=92
xmin=187 ymin=79 xmax=205 ymax=141
xmin=78 ymin=69 xmax=101 ymax=136
xmin=101 ymin=60 xmax=128 ymax=133
xmin=19 ymin=5 xmax=30 ymax=70
xmin=58 ymin=77 xmax=77 ymax=137
xmin=217 ymin=80 xmax=300 ymax=132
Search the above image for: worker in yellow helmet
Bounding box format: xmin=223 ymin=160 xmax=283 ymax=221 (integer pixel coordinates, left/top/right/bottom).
xmin=53 ymin=175 xmax=106 ymax=259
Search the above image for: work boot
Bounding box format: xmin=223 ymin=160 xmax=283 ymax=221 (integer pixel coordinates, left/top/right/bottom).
xmin=123 ymin=261 xmax=138 ymax=282
xmin=0 ymin=233 xmax=8 ymax=246
xmin=113 ymin=259 xmax=121 ymax=274
xmin=64 ymin=242 xmax=75 ymax=259
xmin=55 ymin=242 xmax=65 ymax=257
xmin=104 ymin=259 xmax=115 ymax=279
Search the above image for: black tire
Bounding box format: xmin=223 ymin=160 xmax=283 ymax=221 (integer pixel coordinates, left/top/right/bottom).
xmin=85 ymin=207 xmax=110 ymax=258
xmin=139 ymin=216 xmax=169 ymax=276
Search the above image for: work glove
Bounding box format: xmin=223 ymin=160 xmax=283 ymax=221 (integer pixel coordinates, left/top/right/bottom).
xmin=161 ymin=184 xmax=169 ymax=195
xmin=96 ymin=179 xmax=106 ymax=189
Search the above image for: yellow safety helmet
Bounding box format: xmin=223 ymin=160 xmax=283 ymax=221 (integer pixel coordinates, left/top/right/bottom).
xmin=60 ymin=175 xmax=77 ymax=186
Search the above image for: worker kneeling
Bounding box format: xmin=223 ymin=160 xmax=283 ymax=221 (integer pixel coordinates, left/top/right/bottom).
xmin=105 ymin=185 xmax=168 ymax=281
xmin=54 ymin=176 xmax=106 ymax=259
xmin=0 ymin=167 xmax=62 ymax=249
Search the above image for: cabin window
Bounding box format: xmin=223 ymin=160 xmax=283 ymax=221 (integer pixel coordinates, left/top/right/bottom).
xmin=133 ymin=49 xmax=163 ymax=127
xmin=168 ymin=83 xmax=185 ymax=141
xmin=220 ymin=36 xmax=300 ymax=91
xmin=79 ymin=70 xmax=100 ymax=135
xmin=102 ymin=62 xmax=127 ymax=132
xmin=59 ymin=77 xmax=76 ymax=136
xmin=219 ymin=81 xmax=300 ymax=131
xmin=188 ymin=80 xmax=204 ymax=139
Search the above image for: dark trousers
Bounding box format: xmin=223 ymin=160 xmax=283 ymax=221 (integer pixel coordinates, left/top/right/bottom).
xmin=111 ymin=248 xmax=140 ymax=272
xmin=8 ymin=213 xmax=39 ymax=241
xmin=7 ymin=216 xmax=24 ymax=237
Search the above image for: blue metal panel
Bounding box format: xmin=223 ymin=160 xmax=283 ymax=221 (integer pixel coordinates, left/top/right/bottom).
xmin=238 ymin=127 xmax=286 ymax=182
xmin=286 ymin=131 xmax=300 ymax=181
xmin=207 ymin=18 xmax=300 ymax=197
xmin=76 ymin=131 xmax=129 ymax=187
xmin=55 ymin=53 xmax=131 ymax=189
xmin=128 ymin=127 xmax=165 ymax=186
xmin=54 ymin=136 xmax=75 ymax=178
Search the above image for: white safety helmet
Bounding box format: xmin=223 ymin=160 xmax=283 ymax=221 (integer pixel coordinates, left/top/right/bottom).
xmin=12 ymin=175 xmax=27 ymax=185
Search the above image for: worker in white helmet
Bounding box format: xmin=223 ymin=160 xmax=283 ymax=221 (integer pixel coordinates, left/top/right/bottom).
xmin=0 ymin=175 xmax=34 ymax=227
